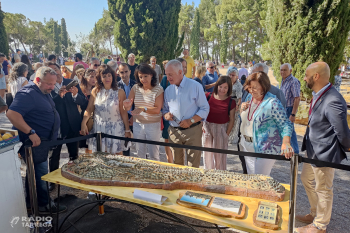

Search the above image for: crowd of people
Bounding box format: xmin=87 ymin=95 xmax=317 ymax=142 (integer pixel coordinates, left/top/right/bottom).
xmin=1 ymin=47 xmax=350 ymax=233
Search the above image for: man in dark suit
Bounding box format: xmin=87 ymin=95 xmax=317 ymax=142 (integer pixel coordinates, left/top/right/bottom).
xmin=117 ymin=63 xmax=135 ymax=156
xmin=296 ymin=62 xmax=350 ymax=233
xmin=46 ymin=62 xmax=88 ymax=190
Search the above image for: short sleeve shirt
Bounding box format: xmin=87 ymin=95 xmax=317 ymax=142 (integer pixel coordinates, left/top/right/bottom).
xmin=9 ymin=82 xmax=60 ymax=142
xmin=184 ymin=56 xmax=196 ymax=78
xmin=128 ymin=63 xmax=138 ymax=81
xmin=205 ymin=93 xmax=236 ymax=124
xmin=73 ymin=61 xmax=89 ymax=69
xmin=202 ymin=71 xmax=219 ymax=93
xmin=2 ymin=60 xmax=9 ymax=75
xmin=280 ymin=74 xmax=300 ymax=107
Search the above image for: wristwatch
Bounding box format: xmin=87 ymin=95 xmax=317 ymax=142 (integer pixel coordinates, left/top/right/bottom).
xmin=291 ymin=114 xmax=296 ymax=117
xmin=143 ymin=107 xmax=148 ymax=112
xmin=190 ymin=118 xmax=195 ymax=124
xmin=27 ymin=129 xmax=36 ymax=136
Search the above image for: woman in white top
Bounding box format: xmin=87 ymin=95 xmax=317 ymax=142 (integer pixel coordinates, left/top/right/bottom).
xmin=123 ymin=63 xmax=164 ymax=161
xmin=8 ymin=62 xmax=28 ymax=97
xmin=81 ymin=64 xmax=131 ymax=154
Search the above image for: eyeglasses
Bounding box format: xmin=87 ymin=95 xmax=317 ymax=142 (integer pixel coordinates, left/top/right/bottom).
xmin=208 ymin=66 xmax=215 ymax=69
xmin=94 ymin=64 xmax=100 ymax=67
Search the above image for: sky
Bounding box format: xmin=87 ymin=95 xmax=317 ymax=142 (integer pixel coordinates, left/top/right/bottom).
xmin=2 ymin=0 xmax=200 ymax=43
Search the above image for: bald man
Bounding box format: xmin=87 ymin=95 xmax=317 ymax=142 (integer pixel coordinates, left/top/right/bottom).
xmin=296 ymin=62 xmax=350 ymax=233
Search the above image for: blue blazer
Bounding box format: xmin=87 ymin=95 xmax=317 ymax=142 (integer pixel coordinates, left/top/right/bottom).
xmin=301 ymin=86 xmax=350 ymax=165
xmin=51 ymin=78 xmax=88 ymax=138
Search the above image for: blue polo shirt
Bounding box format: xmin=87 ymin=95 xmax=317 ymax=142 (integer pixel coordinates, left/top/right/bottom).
xmin=202 ymin=71 xmax=219 ymax=93
xmin=9 ymin=81 xmax=60 ymax=143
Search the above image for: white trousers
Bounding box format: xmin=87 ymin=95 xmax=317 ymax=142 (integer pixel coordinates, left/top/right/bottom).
xmin=240 ymin=136 xmax=275 ymax=176
xmin=133 ymin=121 xmax=161 ymax=161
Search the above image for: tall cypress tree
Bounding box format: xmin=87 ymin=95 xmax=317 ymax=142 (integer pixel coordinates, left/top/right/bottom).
xmin=265 ymin=0 xmax=350 ymax=99
xmin=0 ymin=3 xmax=9 ymax=55
xmin=220 ymin=16 xmax=228 ymax=64
xmin=190 ymin=9 xmax=200 ymax=60
xmin=108 ymin=0 xmax=181 ymax=63
xmin=61 ymin=18 xmax=68 ymax=57
xmin=53 ymin=21 xmax=60 ymax=55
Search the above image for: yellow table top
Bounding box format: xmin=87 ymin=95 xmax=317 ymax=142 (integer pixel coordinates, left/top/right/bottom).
xmin=42 ymin=163 xmax=290 ymax=233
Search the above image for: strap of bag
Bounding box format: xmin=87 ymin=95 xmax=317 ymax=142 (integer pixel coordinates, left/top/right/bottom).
xmin=206 ymin=93 xmax=212 ymax=101
xmin=228 ymin=97 xmax=234 ymax=116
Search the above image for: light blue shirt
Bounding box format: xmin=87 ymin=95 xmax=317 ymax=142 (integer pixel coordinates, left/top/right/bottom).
xmin=202 ymin=71 xmax=219 ymax=93
xmin=121 ymin=79 xmax=132 ymax=115
xmin=163 ymin=76 xmax=210 ymax=127
xmin=312 ymin=82 xmax=331 ymax=108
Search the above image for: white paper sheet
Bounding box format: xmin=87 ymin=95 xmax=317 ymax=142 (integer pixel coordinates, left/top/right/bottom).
xmin=133 ymin=189 xmax=168 ymax=205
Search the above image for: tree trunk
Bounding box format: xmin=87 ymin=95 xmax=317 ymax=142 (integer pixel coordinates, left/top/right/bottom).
xmin=233 ymin=44 xmax=236 ymax=61
xmin=109 ymin=37 xmax=113 ymax=54
xmin=245 ymin=31 xmax=249 ymax=63
xmin=20 ymin=40 xmax=28 ymax=54
xmin=206 ymin=41 xmax=209 ymax=60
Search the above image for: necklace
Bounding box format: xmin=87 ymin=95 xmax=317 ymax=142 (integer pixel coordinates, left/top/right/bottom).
xmin=247 ymin=96 xmax=264 ymax=121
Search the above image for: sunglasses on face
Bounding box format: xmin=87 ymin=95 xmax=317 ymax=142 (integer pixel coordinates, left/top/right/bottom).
xmin=209 ymin=66 xmax=214 ymax=69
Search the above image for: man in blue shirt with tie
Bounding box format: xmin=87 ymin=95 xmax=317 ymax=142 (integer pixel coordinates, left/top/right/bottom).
xmin=202 ymin=61 xmax=219 ymax=93
xmin=163 ymin=60 xmax=209 ymax=168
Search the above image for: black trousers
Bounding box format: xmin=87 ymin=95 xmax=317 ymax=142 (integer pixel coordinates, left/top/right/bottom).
xmin=49 ymin=130 xmax=80 ymax=172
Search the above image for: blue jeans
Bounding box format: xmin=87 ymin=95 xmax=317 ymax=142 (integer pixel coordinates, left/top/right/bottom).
xmin=25 ymin=160 xmax=49 ymax=207
xmin=286 ymin=106 xmax=300 ymax=154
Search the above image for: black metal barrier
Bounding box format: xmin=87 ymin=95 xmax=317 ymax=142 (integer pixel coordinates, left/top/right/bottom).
xmin=24 ymin=132 xmax=350 ymax=233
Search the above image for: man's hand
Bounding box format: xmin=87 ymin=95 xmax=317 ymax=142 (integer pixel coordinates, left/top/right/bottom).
xmin=164 ymin=112 xmax=173 ymax=121
xmin=59 ymin=86 xmax=67 ymax=98
xmin=29 ymin=134 xmax=41 ymax=147
xmin=131 ymin=108 xmax=144 ymax=115
xmin=289 ymin=115 xmax=296 ymax=123
xmin=68 ymin=86 xmax=78 ymax=96
xmin=179 ymin=119 xmax=192 ymax=128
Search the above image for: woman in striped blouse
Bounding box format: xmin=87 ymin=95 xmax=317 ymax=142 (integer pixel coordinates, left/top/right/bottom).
xmin=123 ymin=63 xmax=164 ymax=161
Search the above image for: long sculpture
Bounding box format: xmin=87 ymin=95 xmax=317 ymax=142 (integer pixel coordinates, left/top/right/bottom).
xmin=61 ymin=153 xmax=286 ymax=201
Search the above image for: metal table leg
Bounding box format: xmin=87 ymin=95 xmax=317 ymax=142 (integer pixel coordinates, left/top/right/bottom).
xmin=288 ymin=153 xmax=299 ymax=233
xmin=55 ymin=184 xmax=60 ymax=233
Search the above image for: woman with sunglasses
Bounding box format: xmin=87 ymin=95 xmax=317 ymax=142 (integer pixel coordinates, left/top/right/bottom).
xmin=81 ymin=64 xmax=131 ymax=154
xmin=123 ymin=63 xmax=164 ymax=161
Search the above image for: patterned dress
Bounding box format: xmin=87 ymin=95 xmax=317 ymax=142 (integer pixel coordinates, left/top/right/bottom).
xmin=88 ymin=88 xmax=125 ymax=154
xmin=228 ymin=80 xmax=243 ymax=144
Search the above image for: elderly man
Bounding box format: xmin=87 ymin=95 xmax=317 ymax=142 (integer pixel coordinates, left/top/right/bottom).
xmin=47 ymin=62 xmax=88 ymax=191
xmin=296 ymin=62 xmax=350 ymax=233
xmin=30 ymin=62 xmax=43 ymax=80
xmin=7 ymin=66 xmax=67 ymax=214
xmin=163 ymin=60 xmax=209 ymax=168
xmin=149 ymin=56 xmax=162 ymax=84
xmin=238 ymin=63 xmax=248 ymax=79
xmin=280 ymin=63 xmax=300 ymax=154
xmin=127 ymin=53 xmax=138 ymax=81
xmin=183 ymin=49 xmax=196 ymax=78
xmin=202 ymin=61 xmax=219 ymax=93
xmin=243 ymin=63 xmax=287 ymax=107
xmin=89 ymin=57 xmax=100 ymax=70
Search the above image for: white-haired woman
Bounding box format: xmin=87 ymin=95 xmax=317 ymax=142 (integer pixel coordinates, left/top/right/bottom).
xmin=226 ymin=66 xmax=243 ymax=144
xmin=8 ymin=62 xmax=28 ymax=98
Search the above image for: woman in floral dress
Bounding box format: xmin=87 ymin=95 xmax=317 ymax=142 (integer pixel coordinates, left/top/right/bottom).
xmin=81 ymin=64 xmax=131 ymax=154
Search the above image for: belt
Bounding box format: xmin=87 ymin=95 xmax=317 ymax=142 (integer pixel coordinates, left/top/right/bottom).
xmin=243 ymin=135 xmax=253 ymax=143
xmin=173 ymin=121 xmax=201 ymax=131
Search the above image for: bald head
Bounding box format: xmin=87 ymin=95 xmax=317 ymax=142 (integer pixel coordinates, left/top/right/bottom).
xmin=304 ymin=62 xmax=330 ymax=92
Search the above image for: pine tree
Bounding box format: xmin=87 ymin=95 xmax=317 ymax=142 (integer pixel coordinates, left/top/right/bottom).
xmin=265 ymin=0 xmax=350 ymax=99
xmin=61 ymin=18 xmax=68 ymax=57
xmin=53 ymin=21 xmax=60 ymax=55
xmin=108 ymin=0 xmax=181 ymax=63
xmin=190 ymin=9 xmax=200 ymax=60
xmin=220 ymin=17 xmax=228 ymax=64
xmin=0 ymin=3 xmax=9 ymax=55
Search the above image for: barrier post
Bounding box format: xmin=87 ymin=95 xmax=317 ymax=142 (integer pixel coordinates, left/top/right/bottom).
xmin=25 ymin=146 xmax=39 ymax=232
xmin=96 ymin=132 xmax=102 ymax=152
xmin=288 ymin=153 xmax=299 ymax=233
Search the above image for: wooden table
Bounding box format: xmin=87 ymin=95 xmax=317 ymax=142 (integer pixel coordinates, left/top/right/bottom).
xmin=42 ymin=163 xmax=290 ymax=233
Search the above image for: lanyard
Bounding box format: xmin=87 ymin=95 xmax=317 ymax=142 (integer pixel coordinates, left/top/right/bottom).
xmin=309 ymin=84 xmax=332 ymax=115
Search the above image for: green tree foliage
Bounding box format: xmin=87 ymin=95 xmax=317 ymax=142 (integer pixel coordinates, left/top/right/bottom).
xmin=53 ymin=21 xmax=60 ymax=54
xmin=0 ymin=4 xmax=9 ymax=55
xmin=220 ymin=16 xmax=228 ymax=63
xmin=61 ymin=18 xmax=68 ymax=57
xmin=190 ymin=9 xmax=200 ymax=60
xmin=178 ymin=3 xmax=195 ymax=49
xmin=265 ymin=0 xmax=350 ymax=99
xmin=108 ymin=0 xmax=182 ymax=63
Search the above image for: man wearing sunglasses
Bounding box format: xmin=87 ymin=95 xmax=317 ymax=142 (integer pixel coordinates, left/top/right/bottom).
xmin=202 ymin=61 xmax=219 ymax=93
xmin=89 ymin=57 xmax=101 ymax=70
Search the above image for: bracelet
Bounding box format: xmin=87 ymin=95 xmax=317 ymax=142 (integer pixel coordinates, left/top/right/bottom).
xmin=125 ymin=130 xmax=131 ymax=133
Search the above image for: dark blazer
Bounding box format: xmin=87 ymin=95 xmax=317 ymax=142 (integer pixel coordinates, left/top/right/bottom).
xmin=301 ymin=86 xmax=350 ymax=165
xmin=51 ymin=78 xmax=88 ymax=138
